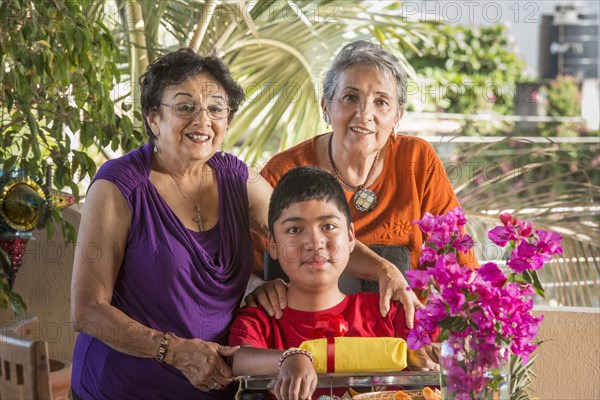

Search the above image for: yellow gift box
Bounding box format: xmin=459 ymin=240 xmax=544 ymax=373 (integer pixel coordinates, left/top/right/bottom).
xmin=299 ymin=337 xmax=407 ymax=373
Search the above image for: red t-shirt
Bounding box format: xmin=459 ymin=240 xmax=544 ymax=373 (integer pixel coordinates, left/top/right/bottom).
xmin=229 ymin=292 xmax=409 ymax=349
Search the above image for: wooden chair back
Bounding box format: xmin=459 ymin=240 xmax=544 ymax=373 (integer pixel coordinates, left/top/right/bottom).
xmin=0 ymin=333 xmax=52 ymax=400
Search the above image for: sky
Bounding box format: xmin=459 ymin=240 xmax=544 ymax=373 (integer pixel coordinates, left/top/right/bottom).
xmin=405 ymin=0 xmax=600 ymax=77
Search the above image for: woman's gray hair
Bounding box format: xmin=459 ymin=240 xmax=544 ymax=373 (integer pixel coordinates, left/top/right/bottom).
xmin=322 ymin=40 xmax=407 ymax=113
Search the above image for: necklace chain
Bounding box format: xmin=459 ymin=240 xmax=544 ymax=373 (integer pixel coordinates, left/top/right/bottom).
xmin=327 ymin=133 xmax=379 ymax=191
xmin=158 ymin=154 xmax=206 ymax=231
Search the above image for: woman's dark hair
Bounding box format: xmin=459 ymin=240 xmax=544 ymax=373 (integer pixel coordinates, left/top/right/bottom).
xmin=268 ymin=166 xmax=352 ymax=236
xmin=139 ymin=48 xmax=245 ymax=139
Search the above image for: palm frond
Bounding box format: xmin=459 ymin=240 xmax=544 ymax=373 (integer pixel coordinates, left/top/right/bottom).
xmin=99 ymin=0 xmax=441 ymax=161
xmin=439 ymin=137 xmax=600 ymax=307
xmin=510 ymin=353 xmax=538 ymax=400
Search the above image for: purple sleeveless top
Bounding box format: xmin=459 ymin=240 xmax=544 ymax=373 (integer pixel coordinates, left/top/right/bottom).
xmin=72 ymin=142 xmax=253 ymax=400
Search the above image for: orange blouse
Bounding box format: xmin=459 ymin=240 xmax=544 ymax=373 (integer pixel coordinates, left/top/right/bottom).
xmin=255 ymin=133 xmax=477 ymax=272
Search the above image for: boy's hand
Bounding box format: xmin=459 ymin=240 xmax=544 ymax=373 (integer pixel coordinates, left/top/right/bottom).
xmin=407 ymin=343 xmax=440 ymax=371
xmin=244 ymin=278 xmax=288 ymax=319
xmin=378 ymin=262 xmax=423 ymax=327
xmin=275 ymin=354 xmax=318 ymax=400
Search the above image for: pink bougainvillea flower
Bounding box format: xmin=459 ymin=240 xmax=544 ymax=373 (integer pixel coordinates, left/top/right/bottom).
xmin=535 ymin=229 xmax=564 ymax=258
xmin=478 ymin=262 xmax=507 ymax=287
xmin=441 ymin=285 xmax=466 ymax=314
xmin=407 ymin=326 xmax=432 ymax=349
xmin=430 ymin=224 xmax=454 ymax=249
xmin=452 ymin=233 xmax=474 ymax=253
xmin=410 ymin=206 xmax=562 ymax=384
xmin=419 ymin=246 xmax=438 ymax=264
xmin=508 ymin=241 xmax=545 ymax=272
xmin=406 ymin=269 xmax=431 ymax=290
xmin=488 ymin=225 xmax=515 ymax=246
xmin=499 ymin=212 xmax=517 ymax=226
xmin=518 ymin=220 xmax=534 ymax=237
xmin=413 ymin=212 xmax=436 ymax=235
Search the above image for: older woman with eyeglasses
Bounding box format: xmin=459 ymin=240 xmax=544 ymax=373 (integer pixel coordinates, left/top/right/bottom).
xmin=69 ymin=49 xmax=275 ymax=400
xmin=253 ymin=41 xmax=477 ymax=321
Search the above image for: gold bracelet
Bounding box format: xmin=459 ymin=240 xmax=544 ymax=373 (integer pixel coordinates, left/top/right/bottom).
xmin=278 ymin=347 xmax=314 ymax=369
xmin=154 ymin=332 xmax=174 ymax=363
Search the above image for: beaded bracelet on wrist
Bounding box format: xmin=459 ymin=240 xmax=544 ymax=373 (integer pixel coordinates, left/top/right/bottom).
xmin=155 ymin=332 xmax=174 ymax=363
xmin=278 ymin=347 xmax=314 ymax=369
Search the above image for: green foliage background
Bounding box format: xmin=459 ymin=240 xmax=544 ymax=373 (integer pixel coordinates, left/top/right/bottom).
xmin=402 ymin=24 xmax=526 ymax=117
xmin=0 ymin=0 xmax=144 ymax=198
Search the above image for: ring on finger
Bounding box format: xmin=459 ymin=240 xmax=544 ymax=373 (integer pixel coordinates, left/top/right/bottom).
xmin=209 ymin=382 xmax=218 ymax=390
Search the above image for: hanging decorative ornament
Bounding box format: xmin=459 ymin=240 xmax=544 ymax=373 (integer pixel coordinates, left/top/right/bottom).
xmin=0 ymin=170 xmax=75 ymax=290
xmin=0 ymin=172 xmax=49 ymax=289
xmin=0 ymin=171 xmax=76 ymax=290
xmin=0 ymin=175 xmax=49 ymax=233
xmin=48 ymin=189 xmax=77 ymax=211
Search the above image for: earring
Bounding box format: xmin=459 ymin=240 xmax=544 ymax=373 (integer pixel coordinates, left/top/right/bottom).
xmin=153 ymin=139 xmax=159 ymax=153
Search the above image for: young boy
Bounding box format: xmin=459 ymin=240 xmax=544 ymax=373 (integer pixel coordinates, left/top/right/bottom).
xmin=229 ymin=166 xmax=438 ymax=399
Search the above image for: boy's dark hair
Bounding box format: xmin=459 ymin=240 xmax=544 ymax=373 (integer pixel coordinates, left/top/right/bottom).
xmin=268 ymin=166 xmax=352 ymax=234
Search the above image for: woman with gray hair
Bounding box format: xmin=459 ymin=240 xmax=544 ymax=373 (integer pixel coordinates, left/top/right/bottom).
xmin=252 ymin=40 xmax=476 ymax=324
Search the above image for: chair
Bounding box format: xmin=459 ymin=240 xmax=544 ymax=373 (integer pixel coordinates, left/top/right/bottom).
xmin=264 ymin=244 xmax=410 ymax=294
xmin=0 ymin=333 xmax=52 ymax=400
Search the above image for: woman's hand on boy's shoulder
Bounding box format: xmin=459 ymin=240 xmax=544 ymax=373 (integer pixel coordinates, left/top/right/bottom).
xmin=275 ymin=354 xmax=318 ymax=400
xmin=244 ymin=279 xmax=288 ymax=319
xmin=378 ymin=262 xmax=423 ymax=328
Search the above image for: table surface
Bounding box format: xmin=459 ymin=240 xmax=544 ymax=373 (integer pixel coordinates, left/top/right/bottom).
xmin=237 ymin=371 xmax=440 ymax=390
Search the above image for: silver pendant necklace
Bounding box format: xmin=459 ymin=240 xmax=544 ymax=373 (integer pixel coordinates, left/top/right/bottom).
xmin=327 ymin=134 xmax=379 ymax=212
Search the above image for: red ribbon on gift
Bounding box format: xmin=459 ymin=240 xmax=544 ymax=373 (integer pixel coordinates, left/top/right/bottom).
xmin=313 ymin=314 xmax=348 ymax=373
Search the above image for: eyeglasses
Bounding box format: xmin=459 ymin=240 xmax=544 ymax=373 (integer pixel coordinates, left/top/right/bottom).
xmin=160 ymin=102 xmax=231 ymax=120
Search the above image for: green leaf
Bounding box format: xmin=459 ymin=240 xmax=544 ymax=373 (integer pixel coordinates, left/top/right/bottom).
xmin=438 ymin=329 xmax=449 ymax=342
xmin=36 ymin=39 xmax=52 ymax=49
xmin=8 ymin=291 xmax=27 ymax=315
xmin=0 ymin=290 xmax=9 ymax=310
xmin=439 ymin=316 xmax=469 ymax=332
xmin=523 ymin=270 xmax=545 ymax=298
xmin=0 ymin=249 xmax=10 ymax=271
xmin=2 ymin=155 xmax=19 ymax=173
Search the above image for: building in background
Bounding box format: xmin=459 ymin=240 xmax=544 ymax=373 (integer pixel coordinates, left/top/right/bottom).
xmin=539 ymin=3 xmax=599 ymax=129
xmin=539 ymin=3 xmax=598 ymax=79
xmin=510 ymin=2 xmax=599 ymax=131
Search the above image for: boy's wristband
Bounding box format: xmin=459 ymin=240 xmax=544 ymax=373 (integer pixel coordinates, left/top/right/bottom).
xmin=155 ymin=332 xmax=174 ymax=363
xmin=278 ymin=347 xmax=314 ymax=369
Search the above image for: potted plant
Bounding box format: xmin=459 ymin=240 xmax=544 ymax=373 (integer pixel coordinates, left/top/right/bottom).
xmin=406 ymin=207 xmax=563 ymax=399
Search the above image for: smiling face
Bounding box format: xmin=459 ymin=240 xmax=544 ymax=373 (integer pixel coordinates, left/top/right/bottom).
xmin=269 ymin=199 xmax=356 ymax=291
xmin=147 ymin=72 xmax=229 ymax=163
xmin=324 ymin=64 xmax=402 ymax=157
